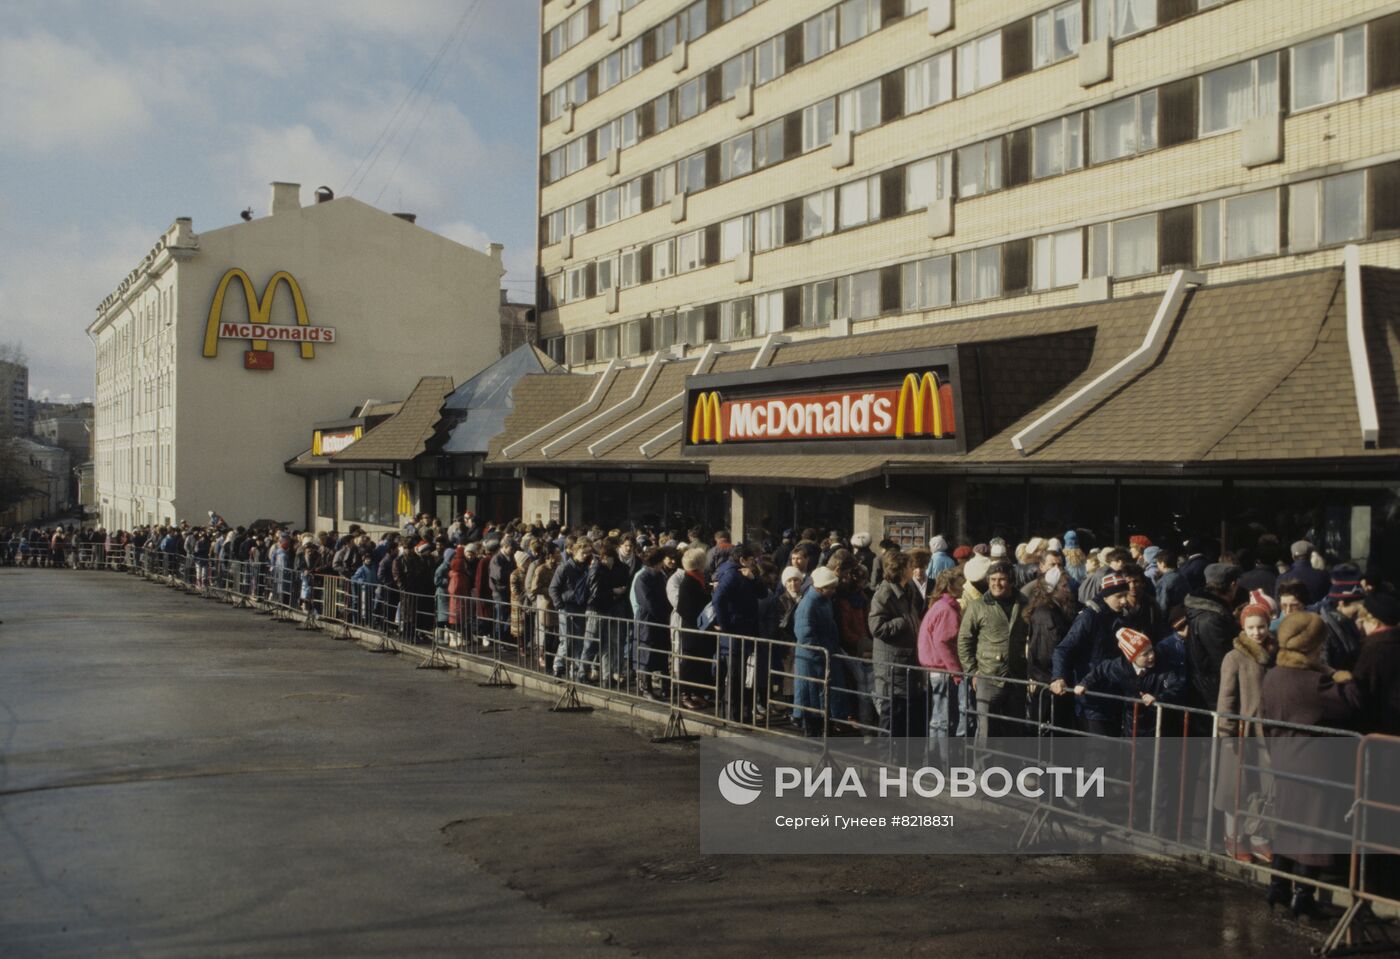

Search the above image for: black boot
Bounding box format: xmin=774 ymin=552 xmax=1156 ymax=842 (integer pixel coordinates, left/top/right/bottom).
xmin=1289 ymin=884 xmax=1321 ymax=919
xmin=1266 ymin=876 xmax=1292 ymax=910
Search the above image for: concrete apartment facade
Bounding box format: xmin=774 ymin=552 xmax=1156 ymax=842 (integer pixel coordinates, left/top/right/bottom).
xmin=0 ymin=361 xmax=29 ymax=436
xmin=89 ymin=184 xmax=507 ymax=531
xmin=502 ymin=0 xmax=1400 ymax=564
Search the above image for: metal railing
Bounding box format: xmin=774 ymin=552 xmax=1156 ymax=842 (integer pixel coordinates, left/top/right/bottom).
xmin=24 ymin=547 xmax=1399 ymax=952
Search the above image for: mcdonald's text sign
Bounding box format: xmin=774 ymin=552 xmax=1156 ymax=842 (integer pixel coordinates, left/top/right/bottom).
xmin=203 ymin=268 xmax=336 ymax=365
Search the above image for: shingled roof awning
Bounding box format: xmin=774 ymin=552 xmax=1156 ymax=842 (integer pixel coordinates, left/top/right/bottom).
xmin=332 ymin=376 xmax=454 ymax=464
xmin=487 ymin=266 xmax=1400 ymax=483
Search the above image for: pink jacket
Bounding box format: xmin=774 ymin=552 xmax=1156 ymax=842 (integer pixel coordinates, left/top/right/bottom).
xmin=917 ymin=593 xmax=963 ymax=674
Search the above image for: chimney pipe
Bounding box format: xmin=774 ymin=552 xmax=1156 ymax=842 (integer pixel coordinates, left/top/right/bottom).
xmin=315 ymin=185 xmax=335 ymax=203
xmin=269 ymin=182 xmax=301 ymax=215
xmin=393 ymin=212 xmax=417 ymax=224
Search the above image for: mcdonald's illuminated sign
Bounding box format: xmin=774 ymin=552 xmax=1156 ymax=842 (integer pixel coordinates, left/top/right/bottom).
xmin=312 ymin=427 xmax=362 ymax=456
xmin=202 ymin=268 xmax=337 ymax=368
xmin=683 ymin=348 xmax=967 ymax=454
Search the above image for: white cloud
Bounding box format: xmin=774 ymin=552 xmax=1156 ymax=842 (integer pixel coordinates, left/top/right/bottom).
xmin=0 ymin=32 xmax=152 ymax=152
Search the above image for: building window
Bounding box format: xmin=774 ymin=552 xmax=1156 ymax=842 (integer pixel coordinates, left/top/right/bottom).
xmin=837 ymin=269 xmax=881 ymax=320
xmin=838 ymin=80 xmax=881 ymax=134
xmin=316 ymin=472 xmax=335 ymax=519
xmin=802 ymin=188 xmax=837 ymax=239
xmin=594 ymin=325 xmax=619 ymax=361
xmin=567 ymin=199 xmax=588 ymax=237
xmin=653 ymin=17 xmax=680 ymax=59
xmin=801 ymin=279 xmax=836 ymax=328
xmin=905 ymin=153 xmax=953 ymax=210
xmin=568 ymin=72 xmax=589 ymax=108
xmin=721 ymin=131 xmax=753 ymax=181
xmin=1292 ymin=27 xmax=1366 ymax=112
xmin=721 ymin=297 xmax=755 ymax=340
xmin=723 ymin=0 xmax=755 ymax=19
xmin=1089 ymin=90 xmax=1157 ymax=163
xmin=652 ymin=166 xmax=676 ymax=205
xmin=545 ymin=209 xmax=565 ymax=245
xmin=596 ymin=255 xmax=617 ymax=292
xmin=344 ymin=470 xmax=396 ymax=527
xmin=754 ymin=290 xmax=784 ymax=334
xmin=838 ymin=0 xmax=880 ymax=46
xmin=1201 ymin=53 xmax=1279 ymax=135
xmin=755 ymin=34 xmax=786 ymax=85
xmin=1089 ymin=214 xmax=1158 ymax=278
xmin=621 ymin=178 xmax=642 ymax=218
xmin=597 ymin=187 xmax=621 ymax=227
xmin=677 ymin=76 xmax=707 ymax=122
xmin=545 ymin=85 xmax=568 ymax=122
xmin=721 ymin=50 xmax=754 ymax=100
xmin=1034 ymin=1 xmax=1081 ymax=68
xmin=957 ymin=139 xmax=1003 ymax=198
xmin=676 ymin=229 xmax=705 ymax=273
xmin=1289 ymin=172 xmax=1366 ymax=253
xmin=619 ymin=248 xmax=642 ymax=288
xmin=838 ymin=176 xmax=881 ymax=229
xmin=802 ymin=98 xmax=837 ymax=152
xmin=905 ymin=52 xmax=954 ymax=114
xmin=654 ymin=313 xmax=679 ymax=350
xmin=599 ymin=50 xmax=623 ymax=93
xmin=1033 ymin=229 xmax=1083 ymax=290
xmin=804 ymin=9 xmax=838 ymax=63
xmin=677 ymin=151 xmax=706 ymax=194
xmin=956 ymin=32 xmax=1002 ymax=96
xmin=956 ymin=246 xmax=1002 ymax=302
xmin=1033 ymin=114 xmax=1083 ymax=178
xmin=754 ymin=204 xmax=785 ymax=251
xmin=720 ymin=214 xmax=751 ymax=261
xmin=682 ymin=1 xmax=708 ymax=42
xmin=1088 ymin=0 xmax=1155 ymax=41
xmin=1197 ymin=189 xmax=1280 ymax=264
xmin=564 ymin=264 xmax=590 ymax=303
xmin=653 ymin=238 xmax=676 ymax=279
xmin=754 ymin=118 xmax=786 ymax=169
xmin=652 ymin=92 xmax=672 ymax=134
xmin=902 ymin=255 xmax=953 ymax=310
xmin=565 ymin=137 xmax=588 ymax=176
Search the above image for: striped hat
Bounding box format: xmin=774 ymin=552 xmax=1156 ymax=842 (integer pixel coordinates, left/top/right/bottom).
xmin=1099 ymin=572 xmax=1130 ymax=598
xmin=1328 ymin=564 xmax=1365 ymax=602
xmin=1116 ymin=627 xmax=1153 ymax=661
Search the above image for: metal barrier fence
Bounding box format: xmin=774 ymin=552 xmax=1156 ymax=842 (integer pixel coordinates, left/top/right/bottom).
xmin=26 ymin=547 xmax=1400 ymax=952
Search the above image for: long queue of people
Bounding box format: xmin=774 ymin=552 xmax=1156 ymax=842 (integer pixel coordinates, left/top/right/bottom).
xmin=15 ymin=513 xmax=1400 ymax=919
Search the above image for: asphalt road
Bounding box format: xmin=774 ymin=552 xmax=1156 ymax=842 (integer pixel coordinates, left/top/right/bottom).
xmin=0 ymin=568 xmax=1321 ymax=958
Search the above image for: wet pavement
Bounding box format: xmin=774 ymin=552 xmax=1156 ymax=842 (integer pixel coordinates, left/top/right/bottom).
xmin=0 ymin=568 xmax=1324 ymax=957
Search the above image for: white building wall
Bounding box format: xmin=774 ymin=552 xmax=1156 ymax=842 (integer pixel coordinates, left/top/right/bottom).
xmin=92 ymin=190 xmax=506 ymax=530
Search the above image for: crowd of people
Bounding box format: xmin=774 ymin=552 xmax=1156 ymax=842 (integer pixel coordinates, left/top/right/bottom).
xmin=9 ymin=512 xmax=1400 ymax=917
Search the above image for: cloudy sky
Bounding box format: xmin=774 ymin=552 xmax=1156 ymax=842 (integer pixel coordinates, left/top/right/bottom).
xmin=0 ymin=0 xmax=539 ymax=402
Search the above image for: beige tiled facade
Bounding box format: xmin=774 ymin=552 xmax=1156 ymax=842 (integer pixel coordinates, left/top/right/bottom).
xmin=536 ymin=0 xmax=1400 ymax=368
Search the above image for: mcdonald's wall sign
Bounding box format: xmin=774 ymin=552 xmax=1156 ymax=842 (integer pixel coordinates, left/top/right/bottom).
xmin=682 ymin=348 xmax=969 ymax=456
xmin=203 ymin=268 xmax=337 ymax=370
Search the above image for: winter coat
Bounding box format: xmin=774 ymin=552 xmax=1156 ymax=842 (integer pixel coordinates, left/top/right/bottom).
xmin=398 ymin=551 xmax=436 ymax=600
xmin=472 ymin=552 xmax=491 ymax=620
xmin=434 ymin=549 xmax=455 ymax=622
xmin=834 ymin=588 xmax=873 ymax=658
xmin=633 ymin=566 xmax=673 ymax=652
xmin=1237 ymin=563 xmax=1278 ymax=599
xmin=586 ymin=558 xmax=631 ymax=616
xmin=549 ymin=558 xmax=589 ymax=614
xmin=674 ymin=569 xmax=709 ymax=631
xmin=448 ymin=552 xmax=470 ymax=628
xmin=1258 ymin=665 xmax=1363 ymax=866
xmin=509 ymin=567 xmax=528 ymax=638
xmin=795 ymin=589 xmax=841 ymax=658
xmin=1179 ymin=554 xmax=1211 ymax=594
xmin=1274 ymin=559 xmax=1331 ymax=606
xmin=925 ymin=550 xmax=957 ymax=581
xmin=917 ymin=592 xmax=963 ymax=674
xmin=1155 ymin=570 xmax=1188 ymax=616
xmin=488 ymin=551 xmax=515 ymax=602
xmin=1315 ymin=601 xmax=1361 ymax=671
xmin=712 ymin=559 xmax=762 ymax=650
xmin=1184 ymin=590 xmax=1237 ymax=710
xmin=1078 ymin=655 xmax=1189 ymax=736
xmin=957 ymin=591 xmax=1028 ymax=691
xmin=1052 ymin=599 xmax=1125 ymax=722
xmin=869 ymin=579 xmax=923 ymax=664
xmin=1077 ymin=566 xmax=1108 ymax=606
xmin=1352 ymin=626 xmax=1400 ymax=735
xmin=1213 ymin=632 xmax=1275 ymax=813
xmin=1027 ymin=599 xmax=1074 ymax=685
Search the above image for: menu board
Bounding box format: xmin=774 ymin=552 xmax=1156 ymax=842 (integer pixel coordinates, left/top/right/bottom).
xmin=884 ymin=515 xmax=931 ymax=549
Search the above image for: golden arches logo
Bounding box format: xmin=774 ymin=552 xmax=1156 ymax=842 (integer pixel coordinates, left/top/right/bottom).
xmin=690 ymin=392 xmax=723 ymax=445
xmin=895 ymin=372 xmax=947 ymax=439
xmin=203 ymin=268 xmax=314 ymax=359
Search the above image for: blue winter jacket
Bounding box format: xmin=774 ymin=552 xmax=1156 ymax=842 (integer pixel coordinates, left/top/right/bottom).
xmin=1052 ymin=599 xmax=1126 ymax=723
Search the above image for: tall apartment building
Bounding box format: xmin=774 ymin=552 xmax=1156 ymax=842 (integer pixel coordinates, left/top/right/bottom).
xmin=500 ymin=0 xmax=1400 ymax=565
xmin=0 ymin=360 xmax=29 ymax=436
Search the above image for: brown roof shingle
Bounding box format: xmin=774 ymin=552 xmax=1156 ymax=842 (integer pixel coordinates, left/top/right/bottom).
xmin=332 ymin=376 xmax=453 ymax=463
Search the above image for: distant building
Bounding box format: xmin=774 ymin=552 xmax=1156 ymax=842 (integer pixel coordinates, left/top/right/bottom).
xmin=32 ymin=406 xmax=92 ymax=454
xmin=0 ymin=361 xmax=28 ymax=436
xmin=88 ymin=182 xmax=509 ymax=530
xmin=499 ymin=291 xmax=537 ymax=356
xmin=12 ymin=437 xmax=71 ymax=516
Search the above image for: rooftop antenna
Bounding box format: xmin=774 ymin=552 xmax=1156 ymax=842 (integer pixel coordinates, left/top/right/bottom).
xmin=240 ymin=208 xmax=253 ymax=222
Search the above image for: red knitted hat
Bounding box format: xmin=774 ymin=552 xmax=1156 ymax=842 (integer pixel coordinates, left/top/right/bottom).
xmin=1116 ymin=627 xmax=1152 ymax=661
